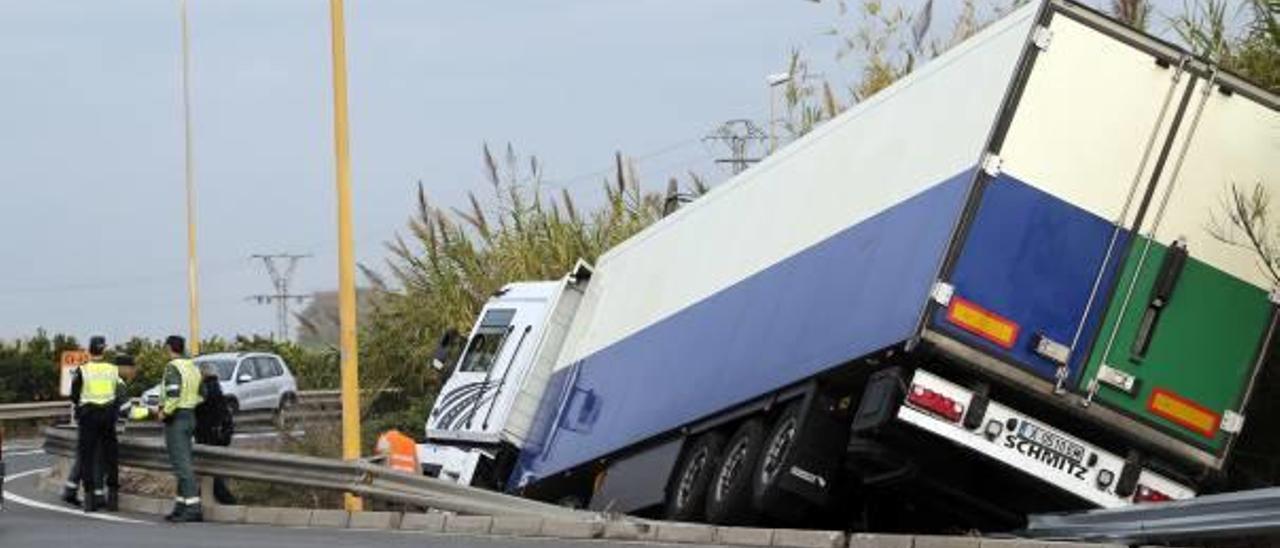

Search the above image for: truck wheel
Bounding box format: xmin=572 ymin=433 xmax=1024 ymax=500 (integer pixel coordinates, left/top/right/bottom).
xmin=752 ymin=401 xmax=808 ymax=522
xmin=704 ymin=419 xmax=765 ymax=525
xmin=664 ymin=431 xmax=726 ymax=521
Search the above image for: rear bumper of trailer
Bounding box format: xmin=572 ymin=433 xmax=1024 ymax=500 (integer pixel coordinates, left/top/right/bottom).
xmin=900 ymin=368 xmax=1194 ymax=508
xmin=920 ymin=330 xmax=1225 ymax=472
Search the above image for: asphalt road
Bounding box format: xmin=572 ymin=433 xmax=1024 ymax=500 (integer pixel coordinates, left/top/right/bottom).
xmin=0 ymin=445 xmax=712 ymax=548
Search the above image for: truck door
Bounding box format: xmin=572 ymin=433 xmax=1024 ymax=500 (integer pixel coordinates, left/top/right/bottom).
xmin=1077 ymin=74 xmax=1280 ymax=454
xmin=934 ymin=12 xmax=1193 ymax=386
xmin=429 ymin=303 xmax=545 ymax=436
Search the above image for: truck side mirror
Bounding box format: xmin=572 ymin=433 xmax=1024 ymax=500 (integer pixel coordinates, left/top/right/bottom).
xmin=431 ymin=329 xmax=460 ymax=372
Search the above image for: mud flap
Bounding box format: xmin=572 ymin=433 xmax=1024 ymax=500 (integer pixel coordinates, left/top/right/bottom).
xmin=757 ymin=389 xmax=852 ymax=520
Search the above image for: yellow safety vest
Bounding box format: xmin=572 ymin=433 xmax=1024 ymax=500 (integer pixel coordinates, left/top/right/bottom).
xmin=80 ymin=361 xmax=120 ymax=406
xmin=161 ymin=358 xmax=204 ymax=414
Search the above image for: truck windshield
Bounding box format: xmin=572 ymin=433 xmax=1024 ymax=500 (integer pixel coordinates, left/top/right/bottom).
xmin=457 ymin=309 xmax=515 ymax=374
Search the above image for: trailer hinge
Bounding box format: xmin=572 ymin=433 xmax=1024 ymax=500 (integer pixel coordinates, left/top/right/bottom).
xmin=1096 ymin=364 xmax=1136 ymax=394
xmin=931 ymin=281 xmax=955 ymax=306
xmin=1032 ymin=25 xmax=1053 ymax=51
xmin=980 ymin=153 xmax=1002 ymax=177
xmin=1221 ymin=410 xmax=1245 ymax=434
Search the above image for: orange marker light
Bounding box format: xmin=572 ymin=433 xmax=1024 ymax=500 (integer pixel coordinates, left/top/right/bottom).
xmin=1149 ymin=388 xmax=1219 ymax=438
xmin=947 ymin=296 xmax=1020 ymax=349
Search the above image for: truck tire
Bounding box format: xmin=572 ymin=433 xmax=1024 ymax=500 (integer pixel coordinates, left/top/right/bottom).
xmin=664 ymin=431 xmax=726 ymax=521
xmin=752 ymin=401 xmax=809 ymax=523
xmin=704 ymin=419 xmax=765 ymax=525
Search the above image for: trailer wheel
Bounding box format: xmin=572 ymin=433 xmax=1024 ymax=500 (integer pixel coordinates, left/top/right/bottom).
xmin=705 ymin=419 xmax=765 ymax=524
xmin=752 ymin=401 xmax=808 ymax=522
xmin=664 ymin=431 xmax=726 ymax=521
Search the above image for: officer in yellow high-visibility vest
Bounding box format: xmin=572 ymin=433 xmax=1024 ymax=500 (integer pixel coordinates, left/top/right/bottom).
xmin=70 ymin=335 xmax=125 ymax=513
xmin=158 ymin=335 xmax=205 ymax=523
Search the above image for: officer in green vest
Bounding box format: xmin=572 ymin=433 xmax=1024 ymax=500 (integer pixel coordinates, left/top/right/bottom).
xmin=71 ymin=335 xmax=125 ymax=513
xmin=158 ymin=335 xmax=205 ymax=523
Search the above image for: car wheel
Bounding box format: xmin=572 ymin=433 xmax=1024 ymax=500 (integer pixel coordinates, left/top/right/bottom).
xmin=277 ymin=392 xmax=297 ymax=413
xmin=704 ymin=418 xmax=765 ymax=525
xmin=664 ymin=431 xmax=726 ymax=521
xmin=273 ymin=393 xmax=296 ymax=429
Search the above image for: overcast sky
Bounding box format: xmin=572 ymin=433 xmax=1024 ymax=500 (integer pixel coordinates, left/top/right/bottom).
xmin=0 ymin=0 xmax=1194 ymax=342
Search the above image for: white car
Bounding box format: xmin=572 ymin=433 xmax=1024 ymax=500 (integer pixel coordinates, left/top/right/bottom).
xmin=142 ymin=352 xmax=298 ymax=414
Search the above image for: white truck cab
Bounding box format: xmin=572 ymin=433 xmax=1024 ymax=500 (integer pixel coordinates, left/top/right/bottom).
xmin=419 ymin=263 xmax=591 ymax=487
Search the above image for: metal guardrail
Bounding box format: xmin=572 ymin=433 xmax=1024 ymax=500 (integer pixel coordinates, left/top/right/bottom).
xmin=1026 ymin=487 xmax=1280 ymax=543
xmin=42 ymin=426 xmax=595 ymax=520
xmin=0 ymin=390 xmax=344 ymax=423
xmin=0 ymin=401 xmax=73 ymax=421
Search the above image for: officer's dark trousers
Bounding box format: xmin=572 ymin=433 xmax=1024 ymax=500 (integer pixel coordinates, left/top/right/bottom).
xmin=164 ymin=410 xmax=198 ymax=500
xmin=76 ymin=406 xmax=119 ymax=498
xmin=65 ymin=444 xmax=104 ymax=493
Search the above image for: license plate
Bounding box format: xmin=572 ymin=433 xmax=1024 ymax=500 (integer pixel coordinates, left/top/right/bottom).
xmin=1018 ymin=420 xmax=1085 ymax=463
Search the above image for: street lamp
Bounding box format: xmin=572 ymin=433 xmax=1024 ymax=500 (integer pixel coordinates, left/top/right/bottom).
xmin=179 ymin=0 xmax=201 ymax=355
xmin=327 ymin=0 xmax=363 ymax=512
xmin=767 ymin=72 xmax=792 ymax=154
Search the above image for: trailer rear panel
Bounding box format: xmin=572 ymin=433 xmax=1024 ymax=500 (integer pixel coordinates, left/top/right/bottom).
xmin=933 ymin=2 xmax=1280 ymax=465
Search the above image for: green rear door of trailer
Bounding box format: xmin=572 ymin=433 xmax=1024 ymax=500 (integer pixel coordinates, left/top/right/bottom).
xmin=1079 ymin=75 xmax=1279 ymax=457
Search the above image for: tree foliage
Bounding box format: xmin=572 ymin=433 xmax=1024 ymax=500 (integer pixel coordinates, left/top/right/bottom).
xmin=357 ymin=143 xmax=696 ymax=440
xmin=0 ymin=333 xmax=337 ymax=404
xmin=1173 ymin=0 xmax=1279 ymax=93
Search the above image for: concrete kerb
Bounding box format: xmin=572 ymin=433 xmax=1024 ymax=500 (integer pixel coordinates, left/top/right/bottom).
xmin=272 ymin=508 xmax=315 ymax=527
xmin=207 ymin=504 xmax=249 ymax=524
xmin=914 ymin=535 xmax=982 ymax=548
xmin=398 ymin=512 xmax=445 ymax=532
xmin=715 ymin=526 xmax=776 ymax=546
xmin=603 ymin=520 xmax=654 ymax=541
xmin=540 ymin=518 xmax=606 ymax=539
xmin=848 ymin=533 xmax=914 ymax=548
xmin=348 ymin=510 xmax=402 ymax=530
xmin=245 ymin=506 xmax=285 ymax=525
xmin=442 ymin=514 xmax=493 ymax=535
xmin=118 ymin=493 xmax=168 ymax=516
xmin=771 ymin=529 xmax=847 ymax=548
xmin=490 ymin=515 xmax=542 ymax=536
xmin=656 ymin=522 xmax=718 ymax=544
xmin=308 ymin=509 xmax=350 ymax=528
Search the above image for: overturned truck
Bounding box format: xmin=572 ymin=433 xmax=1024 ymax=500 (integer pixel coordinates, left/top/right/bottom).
xmin=417 ymin=0 xmax=1280 ymax=529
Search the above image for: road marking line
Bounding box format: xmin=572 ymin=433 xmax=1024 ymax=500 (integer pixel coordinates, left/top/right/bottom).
xmin=3 ymin=467 xmax=149 ymax=525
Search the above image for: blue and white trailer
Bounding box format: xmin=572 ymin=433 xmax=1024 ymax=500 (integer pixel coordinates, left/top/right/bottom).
xmin=419 ymin=0 xmax=1279 ymax=528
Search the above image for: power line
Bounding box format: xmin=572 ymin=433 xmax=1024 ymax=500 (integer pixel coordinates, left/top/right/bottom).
xmin=247 ymin=253 xmax=311 ymax=340
xmin=540 ymin=136 xmax=705 ymax=190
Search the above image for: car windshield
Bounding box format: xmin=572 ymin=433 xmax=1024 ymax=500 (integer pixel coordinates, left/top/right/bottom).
xmin=195 ymin=359 xmax=236 ymax=381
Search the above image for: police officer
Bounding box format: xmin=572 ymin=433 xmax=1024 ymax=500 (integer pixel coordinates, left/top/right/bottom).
xmin=70 ymin=336 xmax=125 ymax=512
xmin=158 ymin=335 xmax=205 ymax=523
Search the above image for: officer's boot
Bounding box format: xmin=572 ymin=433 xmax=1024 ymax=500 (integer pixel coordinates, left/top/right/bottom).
xmin=165 ymin=502 xmax=185 ymax=522
xmin=61 ymin=485 xmax=81 ymax=507
xmin=106 ymin=490 xmax=120 ymax=512
xmin=93 ymin=491 xmax=107 ymax=511
xmin=83 ymin=492 xmax=99 ymax=513
xmin=173 ymin=503 xmax=203 ymax=523
xmin=188 ymin=503 xmax=204 ymax=523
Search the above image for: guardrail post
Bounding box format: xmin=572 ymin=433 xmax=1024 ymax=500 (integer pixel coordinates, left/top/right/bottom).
xmin=201 ymin=475 xmax=219 ymax=509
